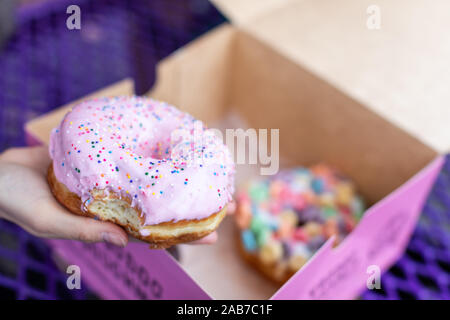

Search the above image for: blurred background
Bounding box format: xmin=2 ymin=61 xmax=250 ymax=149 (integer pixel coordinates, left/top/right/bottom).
xmin=0 ymin=0 xmax=449 ymax=300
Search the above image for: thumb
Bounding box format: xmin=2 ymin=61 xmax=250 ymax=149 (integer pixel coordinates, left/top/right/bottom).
xmin=38 ymin=200 xmax=128 ymax=247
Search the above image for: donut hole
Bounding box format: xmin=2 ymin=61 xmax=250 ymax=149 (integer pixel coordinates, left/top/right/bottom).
xmin=131 ymin=141 xmax=172 ymax=161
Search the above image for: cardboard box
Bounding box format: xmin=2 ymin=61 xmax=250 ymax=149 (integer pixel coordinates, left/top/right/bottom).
xmin=25 ymin=0 xmax=447 ymax=299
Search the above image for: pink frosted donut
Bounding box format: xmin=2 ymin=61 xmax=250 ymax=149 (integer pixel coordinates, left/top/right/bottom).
xmin=48 ymin=96 xmax=235 ymax=248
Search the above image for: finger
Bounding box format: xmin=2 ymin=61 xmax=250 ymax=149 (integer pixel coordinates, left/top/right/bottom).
xmin=189 ymin=231 xmax=218 ymax=245
xmin=35 ymin=200 xmax=128 ymax=247
xmin=26 ymin=146 xmax=51 ymax=172
xmin=0 ymin=146 xmax=50 ymax=173
xmin=226 ymin=201 xmax=236 ymax=215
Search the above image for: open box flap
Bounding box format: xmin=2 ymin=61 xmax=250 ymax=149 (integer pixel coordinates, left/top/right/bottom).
xmin=148 ymin=22 xmax=438 ymax=205
xmin=149 ymin=25 xmax=235 ymax=124
xmin=211 ymin=0 xmax=450 ymax=153
xmin=211 ymin=0 xmax=293 ymax=26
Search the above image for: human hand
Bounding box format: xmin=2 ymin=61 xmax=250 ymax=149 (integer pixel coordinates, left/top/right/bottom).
xmin=0 ymin=146 xmax=128 ymax=247
xmin=0 ymin=146 xmax=233 ymax=247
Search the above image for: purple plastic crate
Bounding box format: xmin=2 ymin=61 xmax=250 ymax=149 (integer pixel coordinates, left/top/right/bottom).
xmin=0 ymin=0 xmax=449 ymax=300
xmin=362 ymin=154 xmax=450 ymax=300
xmin=0 ymin=0 xmax=225 ymax=150
xmin=0 ymin=218 xmax=98 ymax=299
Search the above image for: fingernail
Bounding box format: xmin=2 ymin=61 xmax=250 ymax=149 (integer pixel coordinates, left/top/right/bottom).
xmin=102 ymin=232 xmax=126 ymax=247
